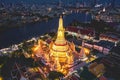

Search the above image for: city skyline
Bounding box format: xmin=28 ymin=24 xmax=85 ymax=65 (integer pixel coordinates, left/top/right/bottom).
xmin=0 ymin=0 xmax=120 ymax=80
xmin=0 ymin=0 xmax=120 ymax=5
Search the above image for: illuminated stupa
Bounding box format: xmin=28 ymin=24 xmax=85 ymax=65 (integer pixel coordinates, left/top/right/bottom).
xmin=79 ymin=41 xmax=88 ymax=61
xmin=49 ymin=16 xmax=75 ymax=74
xmin=32 ymin=40 xmax=44 ymax=57
xmin=32 ymin=40 xmax=50 ymax=62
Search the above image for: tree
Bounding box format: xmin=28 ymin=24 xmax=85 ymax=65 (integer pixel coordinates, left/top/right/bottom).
xmin=48 ymin=71 xmax=64 ymax=80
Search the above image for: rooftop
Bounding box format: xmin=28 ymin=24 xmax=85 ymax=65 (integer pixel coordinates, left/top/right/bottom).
xmin=95 ymin=40 xmax=115 ymax=49
xmin=100 ymin=32 xmax=120 ymax=40
xmin=66 ymin=26 xmax=95 ymax=36
xmin=110 ymin=46 xmax=120 ymax=54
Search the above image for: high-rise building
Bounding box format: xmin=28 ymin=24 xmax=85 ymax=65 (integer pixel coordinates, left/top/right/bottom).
xmin=111 ymin=0 xmax=115 ymax=8
xmin=91 ymin=0 xmax=97 ymax=7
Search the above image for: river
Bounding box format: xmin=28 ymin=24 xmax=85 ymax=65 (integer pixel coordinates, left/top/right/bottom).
xmin=0 ymin=13 xmax=92 ymax=49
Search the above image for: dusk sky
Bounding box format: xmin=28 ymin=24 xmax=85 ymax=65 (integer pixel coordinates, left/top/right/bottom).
xmin=0 ymin=0 xmax=120 ymax=80
xmin=1 ymin=0 xmax=120 ymax=5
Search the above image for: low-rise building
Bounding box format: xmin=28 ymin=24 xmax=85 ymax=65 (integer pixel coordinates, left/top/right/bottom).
xmin=84 ymin=40 xmax=115 ymax=54
xmin=100 ymin=32 xmax=120 ymax=44
xmin=110 ymin=46 xmax=120 ymax=57
xmin=88 ymin=62 xmax=105 ymax=77
xmin=84 ymin=41 xmax=94 ymax=48
xmin=93 ymin=40 xmax=115 ymax=54
xmin=66 ymin=26 xmax=95 ymax=40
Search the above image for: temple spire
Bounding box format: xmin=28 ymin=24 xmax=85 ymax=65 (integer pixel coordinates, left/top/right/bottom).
xmin=49 ymin=15 xmax=75 ymax=75
xmin=55 ymin=16 xmax=66 ymax=44
xmin=58 ymin=15 xmax=64 ymax=30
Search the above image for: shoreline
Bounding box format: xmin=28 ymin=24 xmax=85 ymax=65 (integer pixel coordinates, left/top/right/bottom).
xmin=0 ymin=13 xmax=92 ymax=49
xmin=0 ymin=17 xmax=53 ymax=32
xmin=0 ymin=14 xmax=70 ymax=32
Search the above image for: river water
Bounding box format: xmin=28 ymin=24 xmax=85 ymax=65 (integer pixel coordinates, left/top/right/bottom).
xmin=0 ymin=13 xmax=91 ymax=49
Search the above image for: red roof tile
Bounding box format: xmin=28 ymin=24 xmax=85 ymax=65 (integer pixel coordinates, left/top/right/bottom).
xmin=66 ymin=27 xmax=94 ymax=36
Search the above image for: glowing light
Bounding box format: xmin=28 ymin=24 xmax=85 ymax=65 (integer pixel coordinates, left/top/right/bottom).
xmin=79 ymin=46 xmax=90 ymax=55
xmin=0 ymin=64 xmax=3 ymax=68
xmin=32 ymin=16 xmax=75 ymax=75
xmin=84 ymin=48 xmax=90 ymax=55
xmin=33 ymin=46 xmax=39 ymax=51
xmin=49 ymin=16 xmax=74 ymax=75
xmin=58 ymin=31 xmax=63 ymax=37
xmin=0 ymin=76 xmax=3 ymax=80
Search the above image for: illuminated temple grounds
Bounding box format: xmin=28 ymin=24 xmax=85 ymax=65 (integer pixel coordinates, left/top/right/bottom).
xmin=32 ymin=16 xmax=94 ymax=75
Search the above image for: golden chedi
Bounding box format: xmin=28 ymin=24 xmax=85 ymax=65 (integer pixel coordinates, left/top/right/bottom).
xmin=32 ymin=40 xmax=44 ymax=57
xmin=49 ymin=16 xmax=75 ymax=74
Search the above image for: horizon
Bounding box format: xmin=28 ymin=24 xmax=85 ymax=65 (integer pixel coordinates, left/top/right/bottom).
xmin=0 ymin=0 xmax=120 ymax=6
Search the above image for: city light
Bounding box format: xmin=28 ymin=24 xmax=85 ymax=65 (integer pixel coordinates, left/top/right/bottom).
xmin=0 ymin=0 xmax=120 ymax=80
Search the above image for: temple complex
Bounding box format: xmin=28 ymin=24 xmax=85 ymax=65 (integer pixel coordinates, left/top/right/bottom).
xmin=32 ymin=16 xmax=91 ymax=75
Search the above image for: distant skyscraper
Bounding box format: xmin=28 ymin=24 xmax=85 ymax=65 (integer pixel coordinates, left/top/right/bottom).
xmin=58 ymin=0 xmax=62 ymax=8
xmin=91 ymin=0 xmax=97 ymax=7
xmin=0 ymin=0 xmax=4 ymax=8
xmin=111 ymin=0 xmax=115 ymax=8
